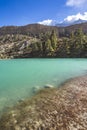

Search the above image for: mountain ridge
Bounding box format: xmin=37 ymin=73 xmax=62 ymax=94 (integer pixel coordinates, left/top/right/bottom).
xmin=0 ymin=22 xmax=87 ymax=37
xmin=56 ymin=19 xmax=87 ymax=27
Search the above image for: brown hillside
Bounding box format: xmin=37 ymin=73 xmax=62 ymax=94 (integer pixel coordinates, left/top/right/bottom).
xmin=0 ymin=22 xmax=87 ymax=37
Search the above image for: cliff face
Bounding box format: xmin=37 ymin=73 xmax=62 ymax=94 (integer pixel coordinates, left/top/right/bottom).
xmin=0 ymin=76 xmax=87 ymax=130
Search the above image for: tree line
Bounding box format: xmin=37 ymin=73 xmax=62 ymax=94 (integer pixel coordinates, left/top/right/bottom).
xmin=0 ymin=28 xmax=87 ymax=58
xmin=29 ymin=29 xmax=87 ymax=58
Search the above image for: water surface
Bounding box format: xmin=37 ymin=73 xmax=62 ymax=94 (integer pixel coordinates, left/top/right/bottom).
xmin=0 ymin=58 xmax=87 ymax=114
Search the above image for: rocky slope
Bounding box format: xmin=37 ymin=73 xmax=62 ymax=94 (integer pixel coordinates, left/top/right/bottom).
xmin=0 ymin=76 xmax=87 ymax=130
xmin=0 ymin=34 xmax=40 ymax=58
xmin=0 ymin=23 xmax=87 ymax=58
xmin=0 ymin=29 xmax=87 ymax=58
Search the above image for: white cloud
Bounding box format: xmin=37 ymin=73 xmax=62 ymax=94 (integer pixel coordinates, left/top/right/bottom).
xmin=38 ymin=12 xmax=87 ymax=26
xmin=38 ymin=19 xmax=55 ymax=26
xmin=66 ymin=0 xmax=87 ymax=7
xmin=64 ymin=12 xmax=87 ymax=22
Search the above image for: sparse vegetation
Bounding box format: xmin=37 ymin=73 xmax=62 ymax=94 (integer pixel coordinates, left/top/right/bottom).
xmin=0 ymin=24 xmax=87 ymax=58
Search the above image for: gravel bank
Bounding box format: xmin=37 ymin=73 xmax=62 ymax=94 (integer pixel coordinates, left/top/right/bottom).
xmin=0 ymin=76 xmax=87 ymax=130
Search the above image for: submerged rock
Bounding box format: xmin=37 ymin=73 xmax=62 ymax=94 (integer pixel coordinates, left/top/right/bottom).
xmin=44 ymin=84 xmax=54 ymax=89
xmin=0 ymin=76 xmax=87 ymax=130
xmin=33 ymin=86 xmax=41 ymax=93
xmin=17 ymin=99 xmax=24 ymax=103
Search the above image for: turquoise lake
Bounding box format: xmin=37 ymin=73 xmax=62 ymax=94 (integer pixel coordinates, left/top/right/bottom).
xmin=0 ymin=58 xmax=87 ymax=115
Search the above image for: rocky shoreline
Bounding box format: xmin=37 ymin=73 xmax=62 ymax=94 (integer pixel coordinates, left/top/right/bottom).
xmin=0 ymin=76 xmax=87 ymax=130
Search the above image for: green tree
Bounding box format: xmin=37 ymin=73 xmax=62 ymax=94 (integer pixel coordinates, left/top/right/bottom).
xmin=75 ymin=29 xmax=84 ymax=51
xmin=50 ymin=30 xmax=58 ymax=50
xmin=31 ymin=43 xmax=38 ymax=52
xmin=69 ymin=29 xmax=85 ymax=57
xmin=45 ymin=39 xmax=54 ymax=56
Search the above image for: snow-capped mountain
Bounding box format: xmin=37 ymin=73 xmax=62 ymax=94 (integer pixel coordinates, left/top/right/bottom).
xmin=38 ymin=19 xmax=87 ymax=27
xmin=56 ymin=19 xmax=87 ymax=27
xmin=38 ymin=13 xmax=87 ymax=27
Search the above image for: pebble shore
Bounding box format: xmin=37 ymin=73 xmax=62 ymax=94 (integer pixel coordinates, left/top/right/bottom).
xmin=0 ymin=76 xmax=87 ymax=130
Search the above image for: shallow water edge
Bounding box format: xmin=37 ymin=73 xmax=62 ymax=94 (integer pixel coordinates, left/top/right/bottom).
xmin=0 ymin=75 xmax=87 ymax=130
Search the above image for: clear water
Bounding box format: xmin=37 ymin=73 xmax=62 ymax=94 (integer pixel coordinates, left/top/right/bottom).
xmin=0 ymin=58 xmax=87 ymax=114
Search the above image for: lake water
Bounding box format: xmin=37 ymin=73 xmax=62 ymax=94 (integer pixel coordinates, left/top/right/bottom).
xmin=0 ymin=58 xmax=87 ymax=115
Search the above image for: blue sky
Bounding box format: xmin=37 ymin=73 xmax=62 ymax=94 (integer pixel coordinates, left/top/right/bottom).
xmin=0 ymin=0 xmax=87 ymax=26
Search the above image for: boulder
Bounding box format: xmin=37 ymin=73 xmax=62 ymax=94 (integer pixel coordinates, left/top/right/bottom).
xmin=44 ymin=84 xmax=54 ymax=89
xmin=33 ymin=86 xmax=41 ymax=93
